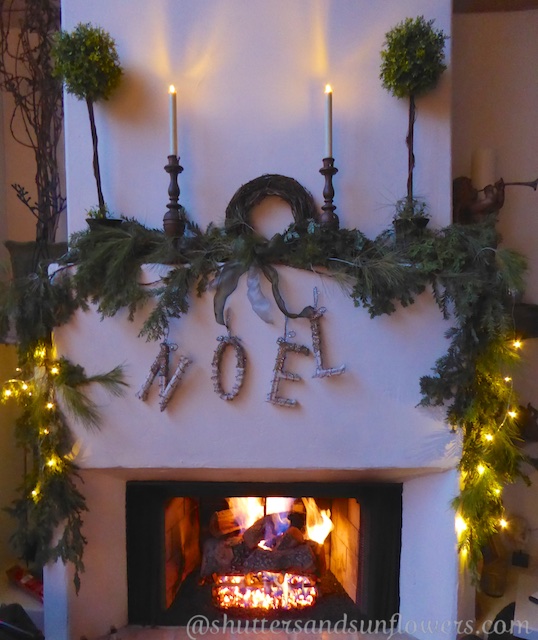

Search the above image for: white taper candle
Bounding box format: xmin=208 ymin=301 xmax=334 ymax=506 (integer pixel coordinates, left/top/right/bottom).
xmin=325 ymin=84 xmax=333 ymax=158
xmin=169 ymin=85 xmax=178 ymax=157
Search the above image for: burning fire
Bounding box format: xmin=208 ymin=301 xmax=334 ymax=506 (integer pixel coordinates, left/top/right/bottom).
xmin=226 ymin=496 xmax=333 ymax=545
xmin=302 ymin=497 xmax=334 ymax=544
xmin=226 ymin=497 xmax=264 ymax=532
xmin=213 ymin=572 xmax=317 ymax=610
xmin=210 ymin=496 xmax=333 ymax=611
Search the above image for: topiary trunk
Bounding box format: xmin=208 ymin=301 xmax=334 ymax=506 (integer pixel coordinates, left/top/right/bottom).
xmin=406 ymin=94 xmax=416 ymax=203
xmin=86 ymin=98 xmax=105 ymax=214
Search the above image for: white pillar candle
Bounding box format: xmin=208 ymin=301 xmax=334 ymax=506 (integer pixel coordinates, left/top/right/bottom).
xmin=325 ymin=84 xmax=333 ymax=158
xmin=169 ymin=85 xmax=178 ymax=157
xmin=471 ymin=148 xmax=496 ymax=192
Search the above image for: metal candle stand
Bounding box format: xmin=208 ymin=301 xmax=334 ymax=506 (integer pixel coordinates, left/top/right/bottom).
xmin=319 ymin=157 xmax=339 ymax=229
xmin=163 ymin=154 xmax=185 ymax=238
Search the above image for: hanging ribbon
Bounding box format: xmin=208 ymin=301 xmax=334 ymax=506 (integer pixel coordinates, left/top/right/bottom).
xmin=246 ymin=266 xmax=274 ymax=324
xmin=261 ymin=264 xmax=316 ymax=320
xmin=213 ymin=261 xmax=248 ymax=326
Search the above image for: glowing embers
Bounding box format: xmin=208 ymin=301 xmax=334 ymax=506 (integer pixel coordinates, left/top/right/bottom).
xmin=213 ymin=571 xmax=317 ymax=611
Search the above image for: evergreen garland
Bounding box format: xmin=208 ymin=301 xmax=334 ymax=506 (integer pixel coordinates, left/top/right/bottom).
xmin=0 ymin=211 xmax=529 ymax=586
xmin=1 ymin=338 xmax=127 ymax=592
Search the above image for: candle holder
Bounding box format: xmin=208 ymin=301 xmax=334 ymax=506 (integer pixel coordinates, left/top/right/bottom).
xmin=319 ymin=157 xmax=339 ymax=230
xmin=163 ymin=154 xmax=185 ymax=237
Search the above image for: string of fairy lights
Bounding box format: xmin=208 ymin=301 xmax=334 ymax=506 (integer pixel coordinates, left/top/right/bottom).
xmin=2 ymin=342 xmax=67 ymax=504
xmin=455 ymin=335 xmax=524 ymax=563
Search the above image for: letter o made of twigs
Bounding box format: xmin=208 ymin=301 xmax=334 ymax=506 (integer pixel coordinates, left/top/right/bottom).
xmin=211 ymin=335 xmax=247 ymax=401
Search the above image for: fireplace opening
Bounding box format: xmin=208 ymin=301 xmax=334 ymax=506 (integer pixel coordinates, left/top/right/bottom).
xmin=126 ymin=481 xmax=402 ymax=627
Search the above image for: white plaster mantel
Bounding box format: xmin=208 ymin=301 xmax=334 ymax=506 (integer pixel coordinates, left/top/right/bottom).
xmin=54 ymin=264 xmax=459 ymax=475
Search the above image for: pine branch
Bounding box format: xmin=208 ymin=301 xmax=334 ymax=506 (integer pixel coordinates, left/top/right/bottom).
xmin=57 ymin=361 xmax=127 ymax=430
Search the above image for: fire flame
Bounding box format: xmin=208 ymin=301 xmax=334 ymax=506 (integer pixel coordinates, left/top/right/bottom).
xmin=226 ymin=497 xmax=264 ymax=532
xmin=227 ymin=496 xmax=334 ymax=545
xmin=303 ymin=497 xmax=334 ymax=544
xmin=227 ymin=496 xmax=296 ymax=534
xmin=265 ymin=497 xmax=295 ymax=515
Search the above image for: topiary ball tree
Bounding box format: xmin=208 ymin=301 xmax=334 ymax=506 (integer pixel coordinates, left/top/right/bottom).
xmin=380 ymin=16 xmax=446 ymax=205
xmin=52 ymin=23 xmax=123 ymax=216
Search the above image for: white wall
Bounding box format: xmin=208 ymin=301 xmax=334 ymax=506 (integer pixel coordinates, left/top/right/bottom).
xmin=60 ymin=0 xmax=451 ymax=238
xmin=452 ymin=9 xmax=538 ymax=565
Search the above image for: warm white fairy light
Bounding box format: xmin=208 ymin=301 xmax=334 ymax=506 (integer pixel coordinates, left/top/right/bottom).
xmin=455 ymin=515 xmax=467 ymax=535
xmin=477 ymin=464 xmax=486 ymax=475
xmin=504 ymin=376 xmax=512 ymax=382
xmin=508 ymin=410 xmax=517 ymax=419
xmin=50 ymin=365 xmax=60 ymax=375
xmin=499 ymin=518 xmax=508 ymax=529
xmin=34 ymin=346 xmax=47 ymax=361
xmin=47 ymin=456 xmax=58 ymax=468
xmin=484 ymin=433 xmax=494 ymax=442
xmin=513 ymin=339 xmax=522 ymax=349
xmin=46 ymin=402 xmax=54 ymax=410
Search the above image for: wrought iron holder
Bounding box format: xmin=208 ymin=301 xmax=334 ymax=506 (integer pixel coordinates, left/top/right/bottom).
xmin=163 ymin=154 xmax=185 ymax=237
xmin=319 ymin=157 xmax=339 ymax=229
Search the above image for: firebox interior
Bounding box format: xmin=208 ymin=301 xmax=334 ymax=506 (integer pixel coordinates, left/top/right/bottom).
xmin=126 ymin=481 xmax=402 ymax=627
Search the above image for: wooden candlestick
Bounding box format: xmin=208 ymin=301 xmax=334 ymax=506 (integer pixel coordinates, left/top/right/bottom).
xmin=319 ymin=157 xmax=339 ymax=229
xmin=163 ymin=154 xmax=185 ymax=237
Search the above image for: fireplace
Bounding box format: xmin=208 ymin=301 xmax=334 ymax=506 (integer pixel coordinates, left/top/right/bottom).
xmin=44 ymin=5 xmax=461 ymax=638
xmin=125 ymin=481 xmax=402 ymax=627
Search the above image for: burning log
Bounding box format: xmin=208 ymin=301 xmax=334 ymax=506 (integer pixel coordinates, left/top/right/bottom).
xmin=200 ymin=537 xmax=239 ymax=577
xmin=209 ymin=509 xmax=240 ymax=538
xmin=243 ymin=543 xmax=317 ymax=574
xmin=309 ymin=539 xmax=327 ymax=575
xmin=243 ymin=513 xmax=289 ymax=550
xmin=274 ymin=526 xmax=304 ymax=550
